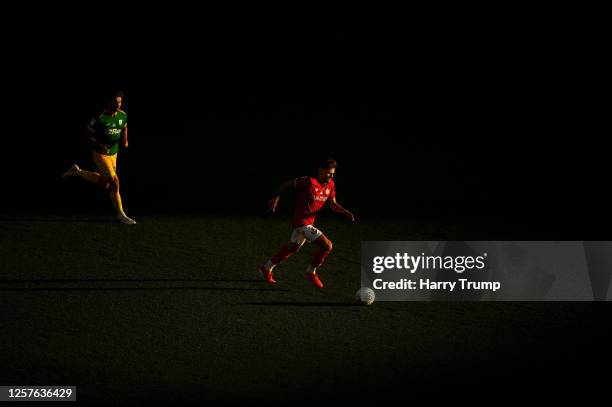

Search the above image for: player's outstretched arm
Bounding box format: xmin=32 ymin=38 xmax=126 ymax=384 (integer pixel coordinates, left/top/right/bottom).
xmin=122 ymin=125 xmax=129 ymax=148
xmin=329 ymin=198 xmax=355 ymax=222
xmin=268 ymin=179 xmax=296 ymax=212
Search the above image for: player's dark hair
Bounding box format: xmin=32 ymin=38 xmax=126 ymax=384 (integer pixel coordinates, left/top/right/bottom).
xmin=318 ymin=158 xmax=338 ymax=170
xmin=110 ymin=90 xmax=124 ymax=100
xmin=104 ymin=90 xmax=124 ymax=104
xmin=103 ymin=90 xmax=125 ymax=111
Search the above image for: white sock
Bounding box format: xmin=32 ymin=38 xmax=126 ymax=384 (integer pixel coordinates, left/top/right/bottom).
xmin=306 ymin=265 xmax=317 ymax=274
xmin=264 ymin=260 xmax=276 ymax=271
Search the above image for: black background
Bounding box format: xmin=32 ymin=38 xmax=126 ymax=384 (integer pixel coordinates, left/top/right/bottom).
xmin=2 ymin=22 xmax=605 ymax=235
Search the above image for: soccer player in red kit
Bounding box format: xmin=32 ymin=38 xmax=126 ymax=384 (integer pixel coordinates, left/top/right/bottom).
xmin=260 ymin=159 xmax=355 ymax=288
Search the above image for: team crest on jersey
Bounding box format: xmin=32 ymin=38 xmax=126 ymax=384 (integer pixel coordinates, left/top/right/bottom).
xmin=119 ymin=119 xmax=123 ymax=125
xmin=325 ymin=189 xmax=330 ymax=195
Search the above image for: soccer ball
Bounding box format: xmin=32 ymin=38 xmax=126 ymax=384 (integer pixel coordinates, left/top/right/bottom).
xmin=356 ymin=287 xmax=375 ymax=305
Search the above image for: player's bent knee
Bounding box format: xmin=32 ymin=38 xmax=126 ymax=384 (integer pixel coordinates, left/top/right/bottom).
xmin=316 ymin=237 xmax=332 ymax=252
xmin=322 ymin=240 xmax=333 ymax=253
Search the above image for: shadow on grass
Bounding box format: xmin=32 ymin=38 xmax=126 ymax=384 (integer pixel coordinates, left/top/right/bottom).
xmin=0 ymin=217 xmax=118 ymax=224
xmin=0 ymin=279 xmax=264 ymax=284
xmin=242 ymin=301 xmax=361 ymax=307
xmin=0 ymin=279 xmax=286 ymax=292
xmin=0 ymin=286 xmax=288 ymax=292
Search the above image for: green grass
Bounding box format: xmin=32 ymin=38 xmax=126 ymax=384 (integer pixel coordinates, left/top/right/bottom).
xmin=0 ymin=214 xmax=606 ymax=404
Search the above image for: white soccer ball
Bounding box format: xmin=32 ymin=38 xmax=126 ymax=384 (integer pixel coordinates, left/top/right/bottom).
xmin=356 ymin=287 xmax=376 ymax=305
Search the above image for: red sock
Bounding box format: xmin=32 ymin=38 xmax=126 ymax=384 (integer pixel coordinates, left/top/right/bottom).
xmin=271 ymin=245 xmax=297 ymax=265
xmin=311 ymin=249 xmax=331 ymax=269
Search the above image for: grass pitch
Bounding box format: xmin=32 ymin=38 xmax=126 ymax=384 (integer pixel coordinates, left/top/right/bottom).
xmin=0 ymin=213 xmax=607 ymax=404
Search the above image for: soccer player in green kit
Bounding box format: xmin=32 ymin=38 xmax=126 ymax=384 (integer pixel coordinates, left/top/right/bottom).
xmin=62 ymin=90 xmax=136 ymax=224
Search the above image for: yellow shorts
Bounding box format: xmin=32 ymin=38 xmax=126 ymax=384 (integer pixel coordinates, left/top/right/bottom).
xmin=92 ymin=151 xmax=118 ymax=180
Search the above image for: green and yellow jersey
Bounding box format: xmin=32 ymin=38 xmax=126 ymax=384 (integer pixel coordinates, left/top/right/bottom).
xmin=87 ymin=110 xmax=128 ymax=155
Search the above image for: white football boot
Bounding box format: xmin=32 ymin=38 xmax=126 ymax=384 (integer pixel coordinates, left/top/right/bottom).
xmin=117 ymin=213 xmax=137 ymax=225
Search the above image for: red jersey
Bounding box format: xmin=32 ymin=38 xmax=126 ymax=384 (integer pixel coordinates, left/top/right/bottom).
xmin=292 ymin=176 xmax=336 ymax=227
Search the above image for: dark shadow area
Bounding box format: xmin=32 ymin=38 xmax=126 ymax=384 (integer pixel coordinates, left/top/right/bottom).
xmin=0 ymin=286 xmax=288 ymax=292
xmin=243 ymin=301 xmax=360 ymax=307
xmin=0 ymin=278 xmax=263 ymax=284
xmin=0 ymin=217 xmax=119 ymax=224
